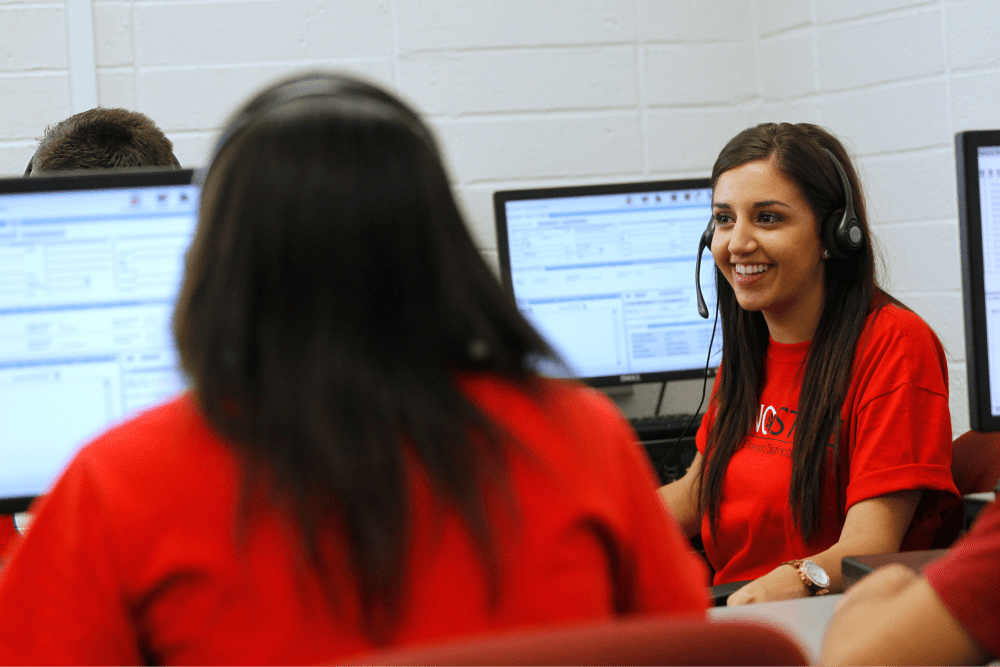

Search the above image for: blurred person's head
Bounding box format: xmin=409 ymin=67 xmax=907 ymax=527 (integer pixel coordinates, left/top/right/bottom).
xmin=25 ymin=107 xmax=180 ymax=175
xmin=173 ymin=72 xmax=555 ymax=640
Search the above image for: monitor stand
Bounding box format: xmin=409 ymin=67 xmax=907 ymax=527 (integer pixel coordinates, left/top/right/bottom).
xmin=602 ymin=378 xmax=713 ymax=419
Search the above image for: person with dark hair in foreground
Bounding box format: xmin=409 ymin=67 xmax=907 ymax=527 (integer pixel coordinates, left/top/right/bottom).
xmin=659 ymin=123 xmax=959 ymax=604
xmin=821 ymin=498 xmax=999 ymax=665
xmin=24 ymin=107 xmax=180 ymax=175
xmin=0 ymin=72 xmax=708 ymax=664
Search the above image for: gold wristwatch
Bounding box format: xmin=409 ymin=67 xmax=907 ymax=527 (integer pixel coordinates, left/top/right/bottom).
xmin=782 ymin=558 xmax=830 ymax=596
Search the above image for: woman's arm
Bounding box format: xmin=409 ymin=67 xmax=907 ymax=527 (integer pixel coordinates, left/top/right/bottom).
xmin=819 ymin=564 xmax=990 ymax=666
xmin=658 ymin=451 xmax=703 ymax=538
xmin=726 ymin=489 xmax=921 ymax=605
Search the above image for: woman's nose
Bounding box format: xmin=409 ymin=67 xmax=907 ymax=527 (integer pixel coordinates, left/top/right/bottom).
xmin=727 ymin=219 xmax=756 ymax=255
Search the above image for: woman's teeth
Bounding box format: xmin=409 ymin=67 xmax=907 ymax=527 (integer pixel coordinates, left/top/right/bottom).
xmin=736 ymin=264 xmax=769 ymax=275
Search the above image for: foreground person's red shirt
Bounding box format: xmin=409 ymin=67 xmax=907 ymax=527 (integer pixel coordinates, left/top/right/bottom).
xmin=0 ymin=375 xmax=707 ymax=665
xmin=0 ymin=516 xmax=16 ymax=561
xmin=924 ymin=499 xmax=1000 ymax=658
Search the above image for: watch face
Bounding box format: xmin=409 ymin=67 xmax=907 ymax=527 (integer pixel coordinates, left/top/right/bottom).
xmin=803 ymin=560 xmax=830 ymax=588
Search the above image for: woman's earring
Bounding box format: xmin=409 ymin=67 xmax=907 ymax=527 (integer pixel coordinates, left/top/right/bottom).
xmin=822 ymin=249 xmax=831 ymax=260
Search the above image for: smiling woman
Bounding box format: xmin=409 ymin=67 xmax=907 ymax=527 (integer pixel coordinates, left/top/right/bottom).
xmin=659 ymin=122 xmax=960 ymax=606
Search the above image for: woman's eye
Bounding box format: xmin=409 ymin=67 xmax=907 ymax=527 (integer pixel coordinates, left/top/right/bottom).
xmin=760 ymin=212 xmax=779 ymax=224
xmin=713 ymin=213 xmax=733 ymax=226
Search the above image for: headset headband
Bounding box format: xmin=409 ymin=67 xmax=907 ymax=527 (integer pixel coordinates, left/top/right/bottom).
xmin=205 ymin=74 xmax=436 ymax=174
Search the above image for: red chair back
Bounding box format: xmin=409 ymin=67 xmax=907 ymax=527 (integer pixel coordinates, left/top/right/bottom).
xmin=347 ymin=616 xmax=808 ymax=666
xmin=934 ymin=430 xmax=1000 ymax=547
xmin=952 ymin=430 xmax=1000 ymax=494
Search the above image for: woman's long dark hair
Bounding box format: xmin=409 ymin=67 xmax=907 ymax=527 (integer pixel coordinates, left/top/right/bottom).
xmin=700 ymin=123 xmax=888 ymax=543
xmin=173 ymin=73 xmax=556 ymax=640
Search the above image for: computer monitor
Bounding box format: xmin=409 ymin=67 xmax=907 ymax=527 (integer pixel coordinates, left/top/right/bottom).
xmin=0 ymin=169 xmax=199 ymax=512
xmin=494 ymin=178 xmax=720 ymax=387
xmin=956 ymin=130 xmax=1000 ymax=432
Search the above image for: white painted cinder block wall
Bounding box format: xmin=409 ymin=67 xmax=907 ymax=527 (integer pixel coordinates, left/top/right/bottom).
xmin=1 ymin=0 xmax=998 ymax=435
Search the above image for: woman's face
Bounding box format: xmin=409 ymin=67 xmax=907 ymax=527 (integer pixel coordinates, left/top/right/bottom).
xmin=711 ymin=155 xmax=827 ymax=343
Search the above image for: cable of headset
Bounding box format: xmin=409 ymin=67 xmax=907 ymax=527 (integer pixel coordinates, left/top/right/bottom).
xmin=656 ymin=299 xmax=719 ymax=481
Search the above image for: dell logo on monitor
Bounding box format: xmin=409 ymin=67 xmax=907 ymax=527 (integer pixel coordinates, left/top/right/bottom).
xmin=619 ymin=374 xmax=642 ymax=383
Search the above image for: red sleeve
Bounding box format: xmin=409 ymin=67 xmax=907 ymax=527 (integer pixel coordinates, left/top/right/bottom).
xmin=923 ymin=500 xmax=1000 ymax=657
xmin=581 ymin=390 xmax=710 ymax=616
xmin=519 ymin=383 xmax=710 ymax=617
xmin=844 ymin=308 xmax=958 ymax=513
xmin=846 ymin=384 xmax=957 ymax=507
xmin=0 ymin=515 xmax=18 ymax=564
xmin=0 ymin=450 xmax=142 ymax=665
xmin=608 ymin=414 xmax=709 ymax=615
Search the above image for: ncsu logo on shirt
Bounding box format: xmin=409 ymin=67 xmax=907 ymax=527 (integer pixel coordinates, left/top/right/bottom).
xmin=753 ymin=403 xmax=840 ymax=451
xmin=756 ymin=403 xmax=797 ymax=438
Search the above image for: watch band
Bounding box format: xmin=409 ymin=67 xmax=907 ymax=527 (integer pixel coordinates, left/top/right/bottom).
xmin=781 ymin=559 xmax=830 ymax=596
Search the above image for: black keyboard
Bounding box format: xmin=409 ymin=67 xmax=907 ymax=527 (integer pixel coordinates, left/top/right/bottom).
xmin=628 ymin=413 xmax=702 ymax=441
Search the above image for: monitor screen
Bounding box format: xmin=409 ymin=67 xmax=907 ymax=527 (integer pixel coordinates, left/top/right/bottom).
xmin=494 ymin=178 xmax=720 ymax=386
xmin=957 ymin=130 xmax=1000 ymax=432
xmin=0 ymin=169 xmax=198 ymax=511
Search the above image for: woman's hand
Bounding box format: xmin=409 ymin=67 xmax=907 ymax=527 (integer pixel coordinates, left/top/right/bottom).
xmin=820 ymin=564 xmax=990 ymax=665
xmin=834 ymin=562 xmax=916 ymax=611
xmin=726 ymin=563 xmax=809 ymax=605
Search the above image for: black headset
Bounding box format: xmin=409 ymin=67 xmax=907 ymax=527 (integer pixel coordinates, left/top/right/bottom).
xmin=695 ymin=218 xmax=716 ymax=318
xmin=819 ymin=148 xmax=864 ymax=259
xmin=694 ymin=147 xmax=864 ymax=319
xmin=204 ymin=74 xmax=352 ymax=169
xmin=203 ymin=72 xmax=435 ymax=178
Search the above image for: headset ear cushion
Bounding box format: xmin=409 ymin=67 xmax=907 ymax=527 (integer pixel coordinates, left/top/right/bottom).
xmin=823 ymin=209 xmax=864 ymax=259
xmin=842 ymin=215 xmax=864 ymax=251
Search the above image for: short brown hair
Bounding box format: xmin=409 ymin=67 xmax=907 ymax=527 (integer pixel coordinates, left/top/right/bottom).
xmin=25 ymin=108 xmax=180 ymax=175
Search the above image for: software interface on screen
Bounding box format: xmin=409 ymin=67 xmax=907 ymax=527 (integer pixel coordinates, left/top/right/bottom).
xmin=500 ymin=183 xmax=718 ymax=382
xmin=0 ymin=181 xmax=198 ymax=500
xmin=976 ymin=145 xmax=1000 ymax=418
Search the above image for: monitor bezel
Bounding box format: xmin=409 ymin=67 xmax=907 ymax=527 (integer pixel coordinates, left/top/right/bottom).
xmin=0 ymin=167 xmax=196 ymax=513
xmin=493 ymin=177 xmax=715 ymax=388
xmin=0 ymin=496 xmax=33 ymax=515
xmin=956 ymin=130 xmax=1000 ymax=432
xmin=0 ymin=167 xmax=195 ymax=196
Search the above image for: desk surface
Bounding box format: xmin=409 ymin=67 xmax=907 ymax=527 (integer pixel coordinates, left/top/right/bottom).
xmin=708 ymin=594 xmax=841 ymax=663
